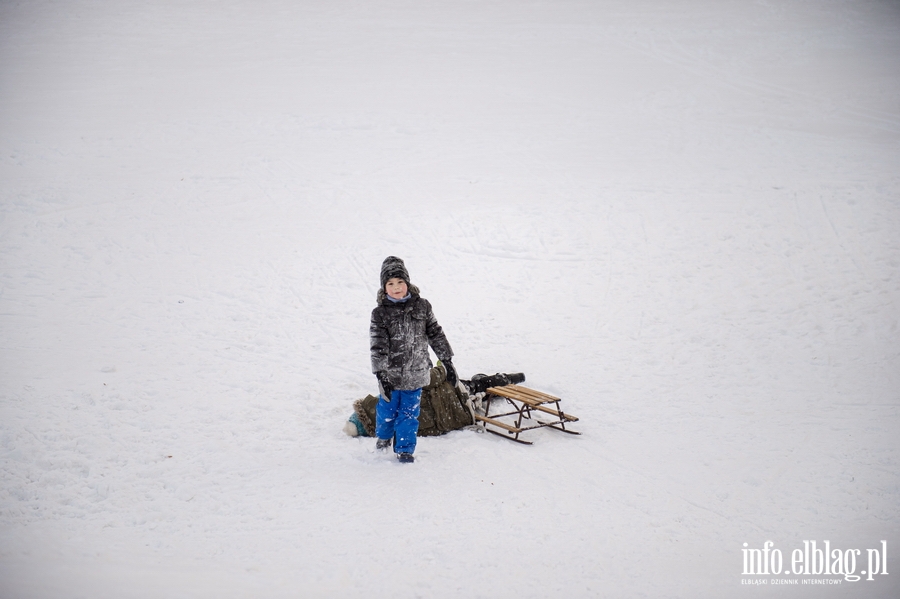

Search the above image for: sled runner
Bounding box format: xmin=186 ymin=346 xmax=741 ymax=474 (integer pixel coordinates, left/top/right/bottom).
xmin=475 ymin=384 xmax=580 ymax=444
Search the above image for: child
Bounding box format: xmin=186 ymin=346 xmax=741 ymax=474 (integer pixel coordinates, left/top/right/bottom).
xmin=370 ymin=256 xmax=456 ymax=463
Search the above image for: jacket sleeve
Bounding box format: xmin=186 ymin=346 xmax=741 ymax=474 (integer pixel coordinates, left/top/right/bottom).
xmin=423 ymin=300 xmax=453 ymax=362
xmin=370 ymin=308 xmax=390 ymax=374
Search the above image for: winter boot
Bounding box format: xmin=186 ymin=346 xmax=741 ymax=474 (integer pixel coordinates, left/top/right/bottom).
xmin=463 ymin=372 xmax=526 ymax=395
xmin=397 ymin=452 xmax=415 ymax=463
xmin=376 ymin=437 xmax=392 ymax=451
xmin=505 ymin=372 xmax=526 ymax=385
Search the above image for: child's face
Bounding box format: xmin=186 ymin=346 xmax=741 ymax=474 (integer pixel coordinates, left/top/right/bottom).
xmin=385 ymin=277 xmax=408 ymax=300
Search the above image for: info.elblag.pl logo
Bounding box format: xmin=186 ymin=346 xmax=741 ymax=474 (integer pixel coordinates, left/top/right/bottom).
xmin=741 ymin=540 xmax=889 ymax=585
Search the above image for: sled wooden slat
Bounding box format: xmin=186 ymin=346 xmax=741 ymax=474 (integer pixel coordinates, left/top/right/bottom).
xmin=528 ymin=402 xmax=579 ymax=422
xmin=490 ymin=385 xmax=559 ymax=405
xmin=473 ymin=414 xmax=520 ymax=433
xmin=477 ymin=384 xmax=580 ymax=444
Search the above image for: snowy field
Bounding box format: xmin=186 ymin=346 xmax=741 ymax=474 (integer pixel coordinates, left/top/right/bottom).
xmin=2 ymin=1 xmax=899 ymax=597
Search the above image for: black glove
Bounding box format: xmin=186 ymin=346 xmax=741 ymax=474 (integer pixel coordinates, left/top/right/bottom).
xmin=443 ymin=359 xmax=458 ymax=386
xmin=375 ymin=371 xmax=394 ymax=400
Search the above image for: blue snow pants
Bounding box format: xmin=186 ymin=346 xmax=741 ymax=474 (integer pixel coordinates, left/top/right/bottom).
xmin=375 ymin=388 xmax=422 ymax=454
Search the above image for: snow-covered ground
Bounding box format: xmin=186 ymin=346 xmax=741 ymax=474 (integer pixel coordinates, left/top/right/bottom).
xmin=2 ymin=1 xmax=899 ymax=597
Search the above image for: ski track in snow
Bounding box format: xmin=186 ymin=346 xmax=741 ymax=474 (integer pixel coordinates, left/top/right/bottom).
xmin=1 ymin=1 xmax=899 ymax=597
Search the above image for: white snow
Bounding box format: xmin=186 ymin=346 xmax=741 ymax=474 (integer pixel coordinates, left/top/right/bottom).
xmin=1 ymin=1 xmax=899 ymax=597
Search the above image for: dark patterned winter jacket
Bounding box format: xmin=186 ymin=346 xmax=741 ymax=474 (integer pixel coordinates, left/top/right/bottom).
xmin=370 ymin=285 xmax=453 ymax=391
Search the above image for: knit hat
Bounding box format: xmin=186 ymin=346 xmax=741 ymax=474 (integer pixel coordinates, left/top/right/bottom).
xmin=380 ymin=256 xmax=410 ymax=289
xmin=342 ymin=412 xmax=368 ymax=437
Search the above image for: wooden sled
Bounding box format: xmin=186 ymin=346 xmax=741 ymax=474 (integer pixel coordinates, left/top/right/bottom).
xmin=474 ymin=384 xmax=580 ymax=445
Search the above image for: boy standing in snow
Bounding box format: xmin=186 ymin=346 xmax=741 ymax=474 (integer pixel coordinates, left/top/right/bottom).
xmin=370 ymin=256 xmax=456 ymax=463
